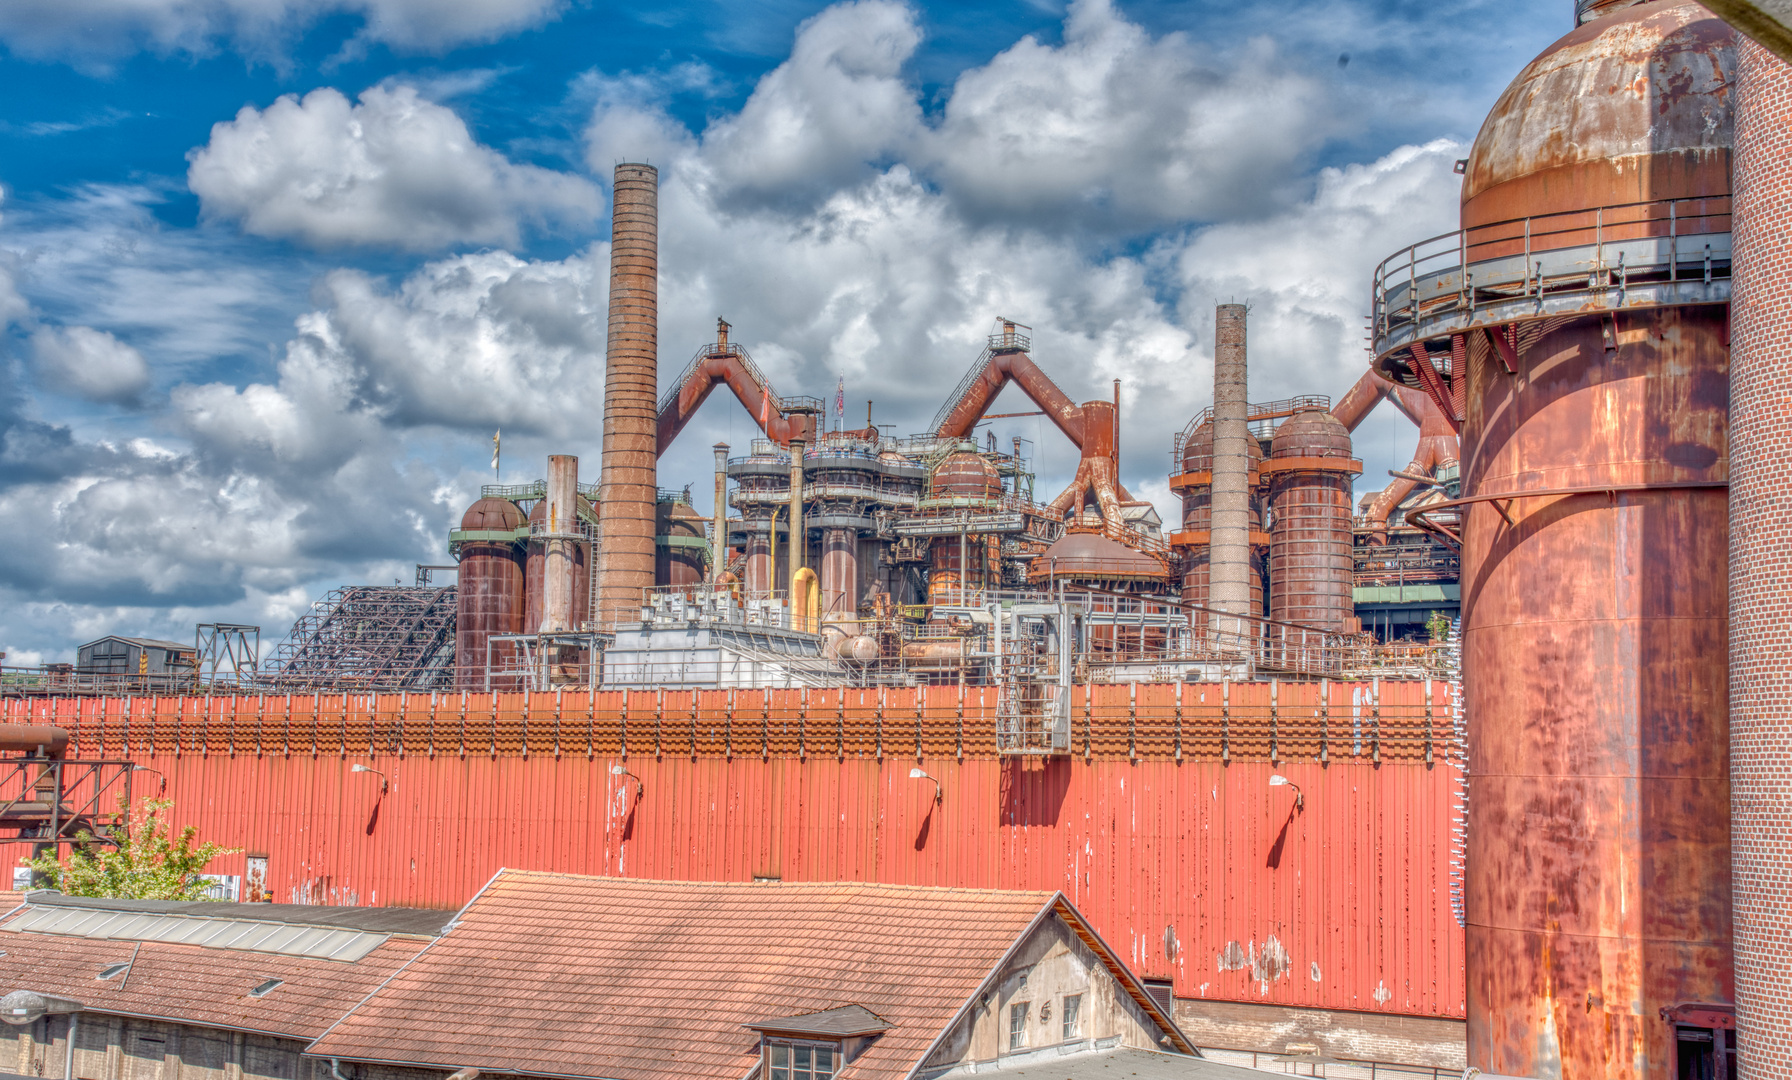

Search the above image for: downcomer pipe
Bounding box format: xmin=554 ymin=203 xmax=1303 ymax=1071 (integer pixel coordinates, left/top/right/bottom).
xmin=1729 ymin=34 xmax=1792 ymax=1079
xmin=541 ymin=455 xmax=578 ymax=632
xmin=712 ymin=443 xmax=730 ymax=585
xmin=596 ymin=163 xmax=659 ymax=627
xmin=1209 ymin=304 xmax=1252 ymax=636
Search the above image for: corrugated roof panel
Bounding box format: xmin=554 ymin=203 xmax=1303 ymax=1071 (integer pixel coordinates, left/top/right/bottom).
xmin=1 ymin=908 xmax=390 ymax=962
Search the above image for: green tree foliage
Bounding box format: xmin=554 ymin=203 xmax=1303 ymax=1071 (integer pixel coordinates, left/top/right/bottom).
xmin=21 ymin=798 xmax=238 ymax=900
xmin=1426 ymin=610 xmax=1453 ymax=642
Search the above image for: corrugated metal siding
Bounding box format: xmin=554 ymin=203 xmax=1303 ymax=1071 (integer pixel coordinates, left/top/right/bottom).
xmin=2 ymin=681 xmax=1462 ymax=1018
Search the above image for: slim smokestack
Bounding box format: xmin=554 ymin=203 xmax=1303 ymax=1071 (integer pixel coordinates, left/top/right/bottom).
xmin=542 ymin=455 xmax=579 ymax=632
xmin=1209 ymin=304 xmax=1251 ymax=633
xmin=789 ymin=438 xmax=806 ymax=575
xmin=712 ymin=443 xmax=730 ymax=584
xmin=596 ymin=163 xmax=659 ymax=626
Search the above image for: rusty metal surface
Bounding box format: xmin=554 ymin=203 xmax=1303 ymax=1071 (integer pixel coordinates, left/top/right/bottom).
xmin=8 ymin=681 xmax=1463 ymax=1021
xmin=932 ymin=452 xmax=1004 ymax=500
xmin=655 ymin=498 xmax=707 ymax=588
xmin=596 ymin=164 xmax=660 ymax=627
xmin=1038 ymin=530 xmax=1171 ymax=583
xmin=1268 ymin=410 xmax=1356 ymax=632
xmin=454 ymin=498 xmax=527 ymax=692
xmin=1174 ymin=421 xmax=1265 ymax=615
xmin=1462 ymin=3 xmax=1735 ymax=230
xmin=656 ymin=339 xmax=817 ymax=454
xmin=542 ymin=455 xmax=579 ymax=632
xmin=929 ymin=535 xmax=997 ymax=595
xmin=525 ymin=498 xmax=591 ymax=636
xmin=821 ymin=528 xmax=859 ymax=618
xmin=1460 ymin=307 xmax=1731 ymax=1078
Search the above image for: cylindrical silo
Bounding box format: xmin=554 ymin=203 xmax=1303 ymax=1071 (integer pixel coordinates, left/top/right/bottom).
xmin=712 ymin=443 xmax=730 ymax=585
xmin=595 ymin=163 xmax=659 ymax=627
xmin=1267 ymin=407 xmax=1356 ymax=631
xmin=542 ymin=454 xmax=579 ymax=633
xmin=526 ymin=496 xmax=591 ymax=636
xmin=655 ymin=497 xmax=708 ymax=588
xmin=1176 ymin=420 xmax=1264 ymax=615
xmin=1447 ymin=5 xmax=1735 ymax=1076
xmin=1728 ymin=31 xmax=1792 ymax=1080
xmin=821 ymin=528 xmax=859 ymax=621
xmin=927 ymin=452 xmax=1002 ymax=602
xmin=453 ymin=497 xmax=526 ymax=691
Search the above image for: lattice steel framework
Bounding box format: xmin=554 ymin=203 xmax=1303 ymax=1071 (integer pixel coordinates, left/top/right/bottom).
xmin=267 ymin=586 xmax=457 ymax=691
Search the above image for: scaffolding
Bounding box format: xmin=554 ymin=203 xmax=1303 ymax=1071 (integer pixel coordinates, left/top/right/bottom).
xmin=265 ymin=586 xmax=457 ymax=692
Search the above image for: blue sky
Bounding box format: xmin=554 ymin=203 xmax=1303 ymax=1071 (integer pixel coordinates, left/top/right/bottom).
xmin=0 ymin=0 xmax=1565 ymax=662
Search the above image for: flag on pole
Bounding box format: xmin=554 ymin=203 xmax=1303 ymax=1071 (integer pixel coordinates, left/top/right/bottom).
xmin=491 ymin=430 xmax=500 ymax=476
xmin=835 ymin=376 xmax=845 ymax=433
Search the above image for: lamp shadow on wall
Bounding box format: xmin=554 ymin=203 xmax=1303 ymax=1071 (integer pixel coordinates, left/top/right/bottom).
xmin=1265 ymin=804 xmax=1297 ymax=869
xmin=999 ymin=758 xmax=1071 ymax=826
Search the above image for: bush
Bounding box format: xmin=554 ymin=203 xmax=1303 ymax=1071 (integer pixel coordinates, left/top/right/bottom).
xmin=21 ymin=798 xmax=238 ymax=900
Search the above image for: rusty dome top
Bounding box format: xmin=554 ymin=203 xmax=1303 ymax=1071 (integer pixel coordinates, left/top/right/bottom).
xmin=1179 ymin=420 xmax=1264 ymax=475
xmin=1462 ymin=0 xmax=1734 ymax=229
xmin=1270 ymin=407 xmax=1352 ymax=459
xmin=932 ymin=452 xmax=1003 ymax=500
xmin=1576 ymin=0 xmax=1653 ymax=23
xmin=1036 ymin=531 xmax=1169 ymax=581
xmin=461 ymin=496 xmax=525 ymax=532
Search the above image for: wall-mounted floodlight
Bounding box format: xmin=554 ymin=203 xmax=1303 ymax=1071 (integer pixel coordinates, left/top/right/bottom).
xmin=910 ymin=768 xmax=942 ymax=805
xmin=349 ymin=764 xmax=388 ymax=796
xmin=131 ymin=765 xmax=166 ymax=793
xmin=1268 ymin=773 xmax=1303 ymax=811
xmin=611 ymin=764 xmax=644 ymax=800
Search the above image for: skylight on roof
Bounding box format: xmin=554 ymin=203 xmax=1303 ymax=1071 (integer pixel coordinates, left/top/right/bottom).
xmin=249 ymin=978 xmax=284 ymax=998
xmin=98 ymin=963 xmax=130 ymax=981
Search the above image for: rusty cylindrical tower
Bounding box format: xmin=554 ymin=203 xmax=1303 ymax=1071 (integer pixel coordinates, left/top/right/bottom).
xmin=927 ymin=452 xmax=1002 ymax=601
xmin=1729 ymin=32 xmax=1792 ymax=1080
xmin=542 ymin=455 xmax=579 ymax=632
xmin=1175 ymin=421 xmax=1265 ymax=615
xmin=1209 ymin=304 xmax=1252 ymax=637
xmin=596 ymin=163 xmax=659 ymax=627
xmin=655 ymin=496 xmax=708 ymax=588
xmin=1266 ymin=407 xmax=1359 ymax=631
xmin=453 ymin=496 xmax=526 ymax=691
xmin=1446 ymin=4 xmax=1736 ymax=1076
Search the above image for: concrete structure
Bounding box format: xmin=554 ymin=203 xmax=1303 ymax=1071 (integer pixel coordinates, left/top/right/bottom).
xmin=596 ymin=163 xmax=661 ymax=628
xmin=1207 ymin=305 xmax=1252 ymax=632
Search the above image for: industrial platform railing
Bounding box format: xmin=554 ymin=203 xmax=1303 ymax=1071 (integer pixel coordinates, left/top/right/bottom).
xmin=1169 ymin=395 xmax=1332 ymax=470
xmin=1370 ymin=194 xmax=1732 ymax=361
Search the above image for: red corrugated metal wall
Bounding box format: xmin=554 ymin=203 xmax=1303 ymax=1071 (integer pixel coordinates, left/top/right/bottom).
xmin=0 ymin=681 xmax=1463 ymax=1018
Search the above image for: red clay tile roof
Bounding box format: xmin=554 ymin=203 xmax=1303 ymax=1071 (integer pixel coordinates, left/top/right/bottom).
xmin=0 ymin=926 xmax=428 ymax=1039
xmin=310 ymin=872 xmax=1063 ymax=1080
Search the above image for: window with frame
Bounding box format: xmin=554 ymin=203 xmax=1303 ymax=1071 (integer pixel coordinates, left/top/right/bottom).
xmin=765 ymin=1040 xmax=837 ymax=1080
xmin=1061 ymin=994 xmax=1082 ymax=1041
xmin=1009 ymin=1002 xmax=1030 ymax=1050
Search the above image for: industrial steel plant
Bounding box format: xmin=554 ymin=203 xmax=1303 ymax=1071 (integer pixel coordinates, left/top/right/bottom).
xmin=7 ymin=1 xmax=1792 ymax=1078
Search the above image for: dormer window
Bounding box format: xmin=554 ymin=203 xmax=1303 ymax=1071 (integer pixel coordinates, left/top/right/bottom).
xmin=765 ymin=1041 xmax=836 ymax=1080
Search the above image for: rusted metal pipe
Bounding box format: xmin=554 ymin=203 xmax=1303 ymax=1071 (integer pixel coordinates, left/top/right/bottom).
xmin=712 ymin=443 xmax=730 ymax=585
xmin=0 ymin=726 xmax=68 ymax=757
xmin=788 ymin=438 xmax=805 ymax=575
xmin=596 ymin=163 xmax=659 ymax=627
xmin=542 ymin=455 xmax=578 ymax=633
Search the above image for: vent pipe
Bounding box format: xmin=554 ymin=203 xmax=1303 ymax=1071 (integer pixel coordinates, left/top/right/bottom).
xmin=542 ymin=455 xmax=579 ymax=632
xmin=596 ymin=163 xmax=660 ymax=627
xmin=712 ymin=443 xmax=730 ymax=584
xmin=789 ymin=437 xmax=806 ymax=578
xmin=1209 ymin=304 xmax=1252 ymax=637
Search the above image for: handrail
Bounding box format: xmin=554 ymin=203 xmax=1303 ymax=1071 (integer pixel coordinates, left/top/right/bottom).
xmin=1404 ymin=479 xmax=1728 ymax=548
xmin=1369 ymin=195 xmax=1732 ymax=362
xmin=1169 ymin=395 xmax=1330 ymax=470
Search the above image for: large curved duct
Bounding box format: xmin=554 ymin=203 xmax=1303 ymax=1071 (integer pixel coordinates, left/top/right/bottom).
xmin=1329 ymin=369 xmax=1462 ymax=541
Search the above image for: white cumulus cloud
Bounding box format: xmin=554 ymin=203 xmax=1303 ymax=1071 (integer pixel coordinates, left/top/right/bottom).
xmin=189 ymin=84 xmax=601 ymax=252
xmin=31 ymin=325 xmax=153 ymax=406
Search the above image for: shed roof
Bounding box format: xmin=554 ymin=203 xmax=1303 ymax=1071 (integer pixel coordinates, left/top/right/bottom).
xmin=746 ymin=1004 xmax=890 ymax=1038
xmin=0 ymin=916 xmax=426 ymax=1040
xmin=311 ymin=872 xmax=1183 ymax=1080
xmin=80 ymin=637 xmax=192 ymax=652
xmin=22 ymin=892 xmax=454 ymax=937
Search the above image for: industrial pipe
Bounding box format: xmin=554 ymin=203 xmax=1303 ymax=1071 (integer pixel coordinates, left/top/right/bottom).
xmin=791 ymin=567 xmax=819 ymax=635
xmin=542 ymin=455 xmax=578 ymax=633
xmin=712 ymin=443 xmax=730 ymax=585
xmin=0 ymin=726 xmax=69 ymax=757
xmin=788 ymin=437 xmax=806 ymax=577
xmin=596 ymin=163 xmax=659 ymax=627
